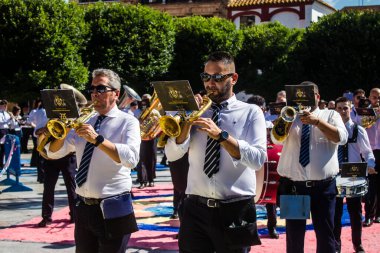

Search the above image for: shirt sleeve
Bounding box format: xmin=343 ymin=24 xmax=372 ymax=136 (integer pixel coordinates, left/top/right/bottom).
xmin=328 ymin=110 xmax=348 ymax=145
xmin=357 ymin=126 xmax=376 ymax=168
xmin=114 ymin=116 xmax=141 ymax=168
xmin=46 ymin=130 xmax=76 ymax=159
xmin=232 ymin=106 xmax=267 ymax=171
xmin=165 ymin=136 xmax=190 ymax=162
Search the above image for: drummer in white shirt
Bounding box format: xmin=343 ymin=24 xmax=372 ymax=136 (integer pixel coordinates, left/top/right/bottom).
xmin=334 ymin=96 xmax=376 ymax=253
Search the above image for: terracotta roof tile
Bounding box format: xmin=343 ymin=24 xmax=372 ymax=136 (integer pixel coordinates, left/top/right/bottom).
xmin=227 ymin=0 xmax=334 ymax=10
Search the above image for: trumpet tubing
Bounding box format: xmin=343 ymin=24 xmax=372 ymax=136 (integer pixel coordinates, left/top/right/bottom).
xmin=271 ymin=117 xmax=293 ymax=142
xmin=159 ymin=115 xmax=182 ymax=138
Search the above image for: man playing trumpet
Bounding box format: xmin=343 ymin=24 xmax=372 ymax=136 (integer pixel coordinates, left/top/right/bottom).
xmin=46 ymin=69 xmax=141 ymax=253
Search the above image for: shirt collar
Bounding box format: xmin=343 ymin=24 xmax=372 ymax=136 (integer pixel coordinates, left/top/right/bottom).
xmin=98 ymin=104 xmax=120 ymax=118
xmin=224 ymin=94 xmax=236 ymax=109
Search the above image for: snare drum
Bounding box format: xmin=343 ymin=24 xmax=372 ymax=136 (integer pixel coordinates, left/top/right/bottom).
xmin=336 ymin=175 xmax=368 ymax=198
xmin=255 ymin=143 xmax=282 ymax=204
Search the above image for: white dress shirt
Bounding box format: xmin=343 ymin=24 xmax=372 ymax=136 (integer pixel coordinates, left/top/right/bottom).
xmin=47 ymin=105 xmax=141 ymax=199
xmin=273 ymin=108 xmax=348 ymax=181
xmin=345 ymin=119 xmax=375 ymax=168
xmin=29 ymin=108 xmax=48 ymax=137
xmin=165 ymin=95 xmax=267 ymax=200
xmin=0 ymin=110 xmax=11 ymax=129
xmin=365 ymin=118 xmax=380 ymax=150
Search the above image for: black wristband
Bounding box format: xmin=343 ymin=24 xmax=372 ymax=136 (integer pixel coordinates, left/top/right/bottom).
xmin=94 ymin=135 xmax=104 ymax=147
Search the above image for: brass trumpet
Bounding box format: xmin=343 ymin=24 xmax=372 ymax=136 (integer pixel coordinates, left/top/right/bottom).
xmin=36 ymin=84 xmax=96 ymax=158
xmin=361 ymin=107 xmax=379 ymax=128
xmin=157 ymin=94 xmax=212 ymax=147
xmin=271 ymin=106 xmax=297 ymax=142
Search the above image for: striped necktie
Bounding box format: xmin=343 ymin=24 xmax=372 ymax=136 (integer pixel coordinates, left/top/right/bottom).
xmin=203 ymin=103 xmax=227 ymax=178
xmin=299 ymin=124 xmax=310 ymax=167
xmin=75 ymin=115 xmax=106 ymax=187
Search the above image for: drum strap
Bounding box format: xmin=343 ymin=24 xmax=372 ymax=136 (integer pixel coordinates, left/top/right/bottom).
xmin=348 ymin=123 xmax=358 ymax=143
xmin=339 ymin=123 xmax=358 ymax=163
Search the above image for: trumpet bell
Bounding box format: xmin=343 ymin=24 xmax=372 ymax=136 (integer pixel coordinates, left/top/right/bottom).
xmin=47 ymin=120 xmax=67 ymax=140
xmin=280 ymin=106 xmax=297 ymax=122
xmin=159 ymin=115 xmax=181 ymax=138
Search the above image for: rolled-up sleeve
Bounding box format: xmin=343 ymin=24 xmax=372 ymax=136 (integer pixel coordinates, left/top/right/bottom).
xmin=330 ymin=111 xmax=348 ymax=145
xmin=232 ymin=107 xmax=267 ymax=171
xmin=165 ymin=136 xmax=190 ymax=162
xmin=114 ymin=117 xmax=141 ymax=168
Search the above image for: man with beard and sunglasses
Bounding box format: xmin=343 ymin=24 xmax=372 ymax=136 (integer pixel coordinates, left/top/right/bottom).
xmin=165 ymin=51 xmax=267 ymax=252
xmin=46 ymin=69 xmax=141 ymax=253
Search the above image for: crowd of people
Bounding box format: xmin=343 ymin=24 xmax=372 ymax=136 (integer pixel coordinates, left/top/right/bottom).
xmin=0 ymin=51 xmax=379 ymax=253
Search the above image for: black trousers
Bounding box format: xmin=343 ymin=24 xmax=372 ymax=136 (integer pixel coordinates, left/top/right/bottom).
xmin=20 ymin=127 xmax=34 ymax=153
xmin=365 ymin=149 xmax=380 ymax=220
xmin=0 ymin=129 xmax=9 ymax=167
xmin=334 ymin=197 xmax=362 ymax=251
xmin=266 ymin=203 xmax=277 ymax=230
xmin=169 ymin=153 xmax=189 ymax=215
xmin=278 ymin=177 xmax=337 ymax=253
xmin=75 ymin=201 xmax=131 ymax=253
xmin=137 ymin=139 xmax=156 ymax=183
xmin=41 ymin=153 xmax=77 ymax=220
xmin=178 ymin=196 xmax=255 ymax=253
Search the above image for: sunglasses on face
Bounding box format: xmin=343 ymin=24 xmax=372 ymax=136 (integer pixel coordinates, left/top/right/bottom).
xmin=88 ymin=85 xmax=116 ymax=94
xmin=200 ymin=72 xmax=234 ymax=83
xmin=337 ymin=106 xmax=350 ymax=111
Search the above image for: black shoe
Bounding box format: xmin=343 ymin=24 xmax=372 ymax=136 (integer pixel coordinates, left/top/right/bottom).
xmin=37 ymin=218 xmax=52 ymax=227
xmin=354 ymin=244 xmax=365 ymax=253
xmin=138 ymin=183 xmax=146 ymax=189
xmin=363 ymin=219 xmax=373 ymax=227
xmin=374 ymin=216 xmax=380 ymax=223
xmin=268 ymin=228 xmax=279 ymax=239
xmin=170 ymin=212 xmax=179 ymax=219
xmin=148 ymin=182 xmax=154 ymax=187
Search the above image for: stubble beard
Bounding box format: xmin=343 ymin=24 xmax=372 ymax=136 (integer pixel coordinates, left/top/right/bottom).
xmin=208 ymin=80 xmax=231 ymax=104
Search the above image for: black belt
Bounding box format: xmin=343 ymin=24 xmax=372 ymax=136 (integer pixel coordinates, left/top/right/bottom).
xmin=282 ymin=176 xmax=336 ymax=188
xmin=78 ymin=195 xmax=102 ymax=205
xmin=78 ymin=191 xmax=130 ymax=206
xmin=187 ymin=194 xmax=221 ymax=208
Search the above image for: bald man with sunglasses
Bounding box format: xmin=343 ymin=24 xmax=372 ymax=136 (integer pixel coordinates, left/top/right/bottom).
xmin=165 ymin=51 xmax=267 ymax=252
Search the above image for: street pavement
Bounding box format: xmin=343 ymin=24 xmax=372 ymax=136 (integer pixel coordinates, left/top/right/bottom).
xmin=0 ymin=151 xmax=176 ymax=253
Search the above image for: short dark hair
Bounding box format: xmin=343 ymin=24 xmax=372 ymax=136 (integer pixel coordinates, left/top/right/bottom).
xmin=299 ymin=81 xmax=319 ymax=94
xmin=335 ymin=96 xmax=350 ymax=106
xmin=247 ymin=95 xmax=266 ymax=108
xmin=353 ymin=89 xmax=365 ymax=96
xmin=206 ymin=51 xmax=235 ymax=72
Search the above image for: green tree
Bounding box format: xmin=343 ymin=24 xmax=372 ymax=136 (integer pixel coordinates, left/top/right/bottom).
xmin=168 ymin=16 xmax=243 ymax=93
xmin=84 ymin=3 xmax=175 ymax=95
xmin=289 ymin=11 xmax=380 ymax=100
xmin=236 ymin=22 xmax=303 ymax=101
xmin=0 ymin=0 xmax=89 ymax=102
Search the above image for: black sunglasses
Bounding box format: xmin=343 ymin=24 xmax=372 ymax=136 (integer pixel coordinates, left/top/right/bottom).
xmin=200 ymin=72 xmax=234 ymax=83
xmin=88 ymin=85 xmax=116 ymax=94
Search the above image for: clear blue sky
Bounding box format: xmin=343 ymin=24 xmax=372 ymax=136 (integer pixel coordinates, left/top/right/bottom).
xmin=324 ymin=0 xmax=380 ymax=9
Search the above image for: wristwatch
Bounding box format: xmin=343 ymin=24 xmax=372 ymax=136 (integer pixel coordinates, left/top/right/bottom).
xmin=94 ymin=135 xmax=105 ymax=147
xmin=218 ymin=130 xmax=229 ymax=143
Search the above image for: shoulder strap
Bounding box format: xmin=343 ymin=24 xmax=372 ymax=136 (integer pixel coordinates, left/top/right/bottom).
xmin=348 ymin=123 xmax=358 ymax=143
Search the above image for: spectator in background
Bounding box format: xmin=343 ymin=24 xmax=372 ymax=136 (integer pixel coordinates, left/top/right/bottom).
xmin=0 ymin=99 xmax=11 ymax=168
xmin=327 ymin=100 xmax=335 ymax=110
xmin=276 ymin=90 xmax=286 ymax=103
xmin=318 ymin=99 xmax=327 ymax=110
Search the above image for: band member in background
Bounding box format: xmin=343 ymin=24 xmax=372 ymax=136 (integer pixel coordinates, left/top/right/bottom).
xmin=363 ymin=87 xmax=380 ymax=227
xmin=247 ymin=95 xmax=279 ymax=239
xmin=0 ymin=99 xmax=11 ymax=168
xmin=351 ymin=89 xmax=366 ymax=123
xmin=165 ymin=51 xmax=267 ymax=252
xmin=334 ymin=96 xmax=375 ymax=253
xmin=47 ymin=69 xmax=141 ymax=252
xmin=272 ymin=81 xmax=348 ymax=253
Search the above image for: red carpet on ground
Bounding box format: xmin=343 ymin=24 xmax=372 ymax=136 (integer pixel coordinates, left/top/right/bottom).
xmin=1 ymin=183 xmax=380 ymax=252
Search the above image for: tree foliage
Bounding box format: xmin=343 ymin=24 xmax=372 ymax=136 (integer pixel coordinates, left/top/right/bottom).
xmin=0 ymin=0 xmax=88 ymax=102
xmin=84 ymin=3 xmax=175 ymax=95
xmin=289 ymin=11 xmax=380 ymax=100
xmin=236 ymin=22 xmax=303 ymax=101
xmin=168 ymin=16 xmax=243 ymax=93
